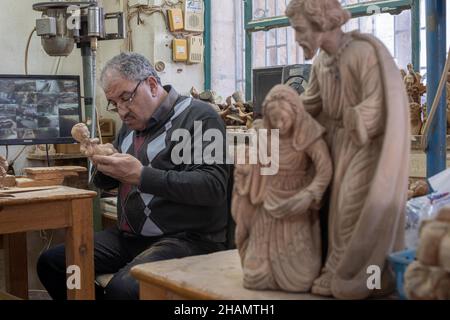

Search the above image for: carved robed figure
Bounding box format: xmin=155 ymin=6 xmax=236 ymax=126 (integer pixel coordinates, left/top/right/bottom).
xmin=286 ymin=0 xmax=410 ymax=299
xmin=232 ymin=85 xmax=332 ymax=292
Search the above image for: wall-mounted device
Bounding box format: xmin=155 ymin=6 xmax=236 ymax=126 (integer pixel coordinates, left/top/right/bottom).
xmin=172 ymin=38 xmax=188 ymax=62
xmin=252 ymin=66 xmax=284 ymax=118
xmin=281 ymin=64 xmax=312 ymax=96
xmin=252 ymin=64 xmax=312 ymax=118
xmin=187 ymin=35 xmax=204 ymax=64
xmin=168 ymin=8 xmax=184 ymax=32
xmin=33 ymin=1 xmax=125 ymax=56
xmin=184 ymin=0 xmax=204 ymax=32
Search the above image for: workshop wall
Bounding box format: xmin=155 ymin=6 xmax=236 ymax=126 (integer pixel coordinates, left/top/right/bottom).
xmin=210 ymin=0 xmax=237 ymax=97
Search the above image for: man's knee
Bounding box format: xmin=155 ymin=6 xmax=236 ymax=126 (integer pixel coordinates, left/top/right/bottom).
xmin=104 ymin=270 xmax=139 ymax=300
xmin=37 ymin=246 xmax=62 ymax=274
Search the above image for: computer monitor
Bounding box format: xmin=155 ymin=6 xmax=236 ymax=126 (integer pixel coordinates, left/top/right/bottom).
xmin=0 ymin=75 xmax=82 ymax=145
xmin=252 ymin=66 xmax=284 ymax=118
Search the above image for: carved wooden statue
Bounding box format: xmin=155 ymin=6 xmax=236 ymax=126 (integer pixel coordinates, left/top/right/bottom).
xmin=402 ymin=64 xmax=426 ymax=135
xmin=409 ymin=102 xmax=423 ymax=135
xmin=404 ymin=63 xmax=426 ymax=104
xmin=232 ymin=84 xmax=332 ymax=292
xmin=404 ymin=207 xmax=450 ymax=299
xmin=286 ymin=0 xmax=410 ymax=299
xmin=71 ymin=123 xmax=117 ymax=157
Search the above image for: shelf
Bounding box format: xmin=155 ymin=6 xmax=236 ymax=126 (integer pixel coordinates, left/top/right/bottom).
xmin=26 ymin=153 xmax=87 ymax=161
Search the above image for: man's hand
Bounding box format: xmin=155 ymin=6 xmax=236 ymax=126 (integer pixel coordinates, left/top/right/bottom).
xmin=92 ymin=153 xmax=143 ymax=186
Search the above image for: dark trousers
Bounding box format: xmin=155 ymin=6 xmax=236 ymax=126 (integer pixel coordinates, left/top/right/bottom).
xmin=37 ymin=227 xmax=225 ymax=300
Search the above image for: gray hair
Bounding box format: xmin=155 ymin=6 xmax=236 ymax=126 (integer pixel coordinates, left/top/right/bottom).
xmin=100 ymin=52 xmax=161 ymax=88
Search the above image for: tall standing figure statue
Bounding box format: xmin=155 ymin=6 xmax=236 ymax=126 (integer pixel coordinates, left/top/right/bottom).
xmin=232 ymin=85 xmax=332 ymax=292
xmin=285 ymin=0 xmax=410 ymax=299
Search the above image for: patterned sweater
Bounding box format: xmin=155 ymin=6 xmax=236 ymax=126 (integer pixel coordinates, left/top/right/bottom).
xmin=94 ymin=86 xmax=230 ymax=242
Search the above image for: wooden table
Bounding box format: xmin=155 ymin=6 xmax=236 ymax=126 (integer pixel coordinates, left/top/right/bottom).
xmin=0 ymin=186 xmax=97 ymax=300
xmin=131 ymin=249 xmax=330 ymax=300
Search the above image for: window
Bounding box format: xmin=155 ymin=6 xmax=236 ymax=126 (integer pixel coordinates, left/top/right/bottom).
xmin=236 ymin=0 xmax=416 ymax=99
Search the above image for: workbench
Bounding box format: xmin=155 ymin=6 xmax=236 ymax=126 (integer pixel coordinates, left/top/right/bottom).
xmin=0 ymin=186 xmax=96 ymax=300
xmin=131 ymin=249 xmax=330 ymax=300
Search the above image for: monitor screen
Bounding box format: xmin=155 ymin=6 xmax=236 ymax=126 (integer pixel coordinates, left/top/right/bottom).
xmin=0 ymin=75 xmax=82 ymax=145
xmin=252 ymin=66 xmax=284 ymax=118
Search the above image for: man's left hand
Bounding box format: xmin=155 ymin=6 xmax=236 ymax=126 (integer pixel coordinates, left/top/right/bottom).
xmin=92 ymin=153 xmax=143 ymax=186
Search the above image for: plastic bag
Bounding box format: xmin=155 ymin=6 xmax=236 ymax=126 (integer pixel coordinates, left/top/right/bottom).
xmin=405 ymin=192 xmax=450 ymax=249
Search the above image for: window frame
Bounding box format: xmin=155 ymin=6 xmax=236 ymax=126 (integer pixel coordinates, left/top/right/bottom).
xmin=243 ymin=0 xmax=419 ymax=100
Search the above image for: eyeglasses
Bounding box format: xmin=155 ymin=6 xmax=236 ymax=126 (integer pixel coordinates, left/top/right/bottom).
xmin=106 ymin=80 xmax=144 ymax=113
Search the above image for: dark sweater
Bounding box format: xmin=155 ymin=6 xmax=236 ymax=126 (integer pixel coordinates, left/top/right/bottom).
xmin=94 ymin=86 xmax=230 ymax=242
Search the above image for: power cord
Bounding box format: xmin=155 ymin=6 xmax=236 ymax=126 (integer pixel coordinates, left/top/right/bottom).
xmin=45 ymin=144 xmax=50 ymax=167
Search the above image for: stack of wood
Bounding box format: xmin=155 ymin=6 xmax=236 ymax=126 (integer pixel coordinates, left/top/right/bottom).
xmin=404 ymin=207 xmax=450 ymax=299
xmin=401 ymin=63 xmax=427 ymax=135
xmin=191 ymin=87 xmax=254 ymax=129
xmin=15 ymin=166 xmax=87 ymax=188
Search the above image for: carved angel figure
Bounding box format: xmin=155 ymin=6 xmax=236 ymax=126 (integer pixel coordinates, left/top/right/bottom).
xmin=71 ymin=123 xmax=117 ymax=157
xmin=232 ymin=85 xmax=332 ymax=292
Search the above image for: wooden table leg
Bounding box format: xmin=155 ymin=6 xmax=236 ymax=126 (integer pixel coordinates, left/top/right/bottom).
xmin=65 ymin=198 xmax=94 ymax=300
xmin=4 ymin=233 xmax=28 ymax=299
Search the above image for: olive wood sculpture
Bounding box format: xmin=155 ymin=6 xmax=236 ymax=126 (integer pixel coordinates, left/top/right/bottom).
xmin=404 ymin=207 xmax=450 ymax=299
xmin=71 ymin=123 xmax=117 ymax=157
xmin=286 ymin=0 xmax=410 ymax=299
xmin=402 ymin=64 xmax=426 ymax=135
xmin=232 ymin=84 xmax=332 ymax=292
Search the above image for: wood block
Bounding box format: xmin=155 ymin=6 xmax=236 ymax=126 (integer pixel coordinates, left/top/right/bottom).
xmin=417 ymin=221 xmax=450 ymax=266
xmin=15 ymin=177 xmax=64 ymax=188
xmin=102 ymin=136 xmax=115 ymax=144
xmin=55 ymin=144 xmax=81 ymax=154
xmin=439 ymin=233 xmax=450 ymax=271
xmin=2 ymin=175 xmax=16 ymax=187
xmin=24 ymin=166 xmax=87 ymax=175
xmin=437 ymin=207 xmax=450 ymax=222
xmin=26 ymin=172 xmax=66 ymax=181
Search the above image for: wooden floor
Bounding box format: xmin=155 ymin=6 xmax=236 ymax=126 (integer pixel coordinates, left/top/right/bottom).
xmin=0 ymin=249 xmax=51 ymax=300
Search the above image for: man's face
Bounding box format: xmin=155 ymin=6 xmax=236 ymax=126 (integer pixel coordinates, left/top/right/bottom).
xmin=104 ymin=74 xmax=159 ymax=131
xmin=290 ymin=14 xmax=322 ymax=60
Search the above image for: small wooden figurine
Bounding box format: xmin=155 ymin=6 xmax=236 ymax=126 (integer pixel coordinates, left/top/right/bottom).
xmin=71 ymin=123 xmax=117 ymax=157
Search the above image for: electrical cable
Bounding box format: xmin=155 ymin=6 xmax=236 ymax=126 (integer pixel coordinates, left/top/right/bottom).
xmin=126 ymin=0 xmax=201 ymax=52
xmin=88 ymin=40 xmax=98 ymax=184
xmin=25 ymin=27 xmax=36 ymax=75
xmin=45 ymin=144 xmax=50 ymax=167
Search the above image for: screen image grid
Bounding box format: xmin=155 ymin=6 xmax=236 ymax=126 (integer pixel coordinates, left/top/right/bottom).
xmin=0 ymin=78 xmax=80 ymax=141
